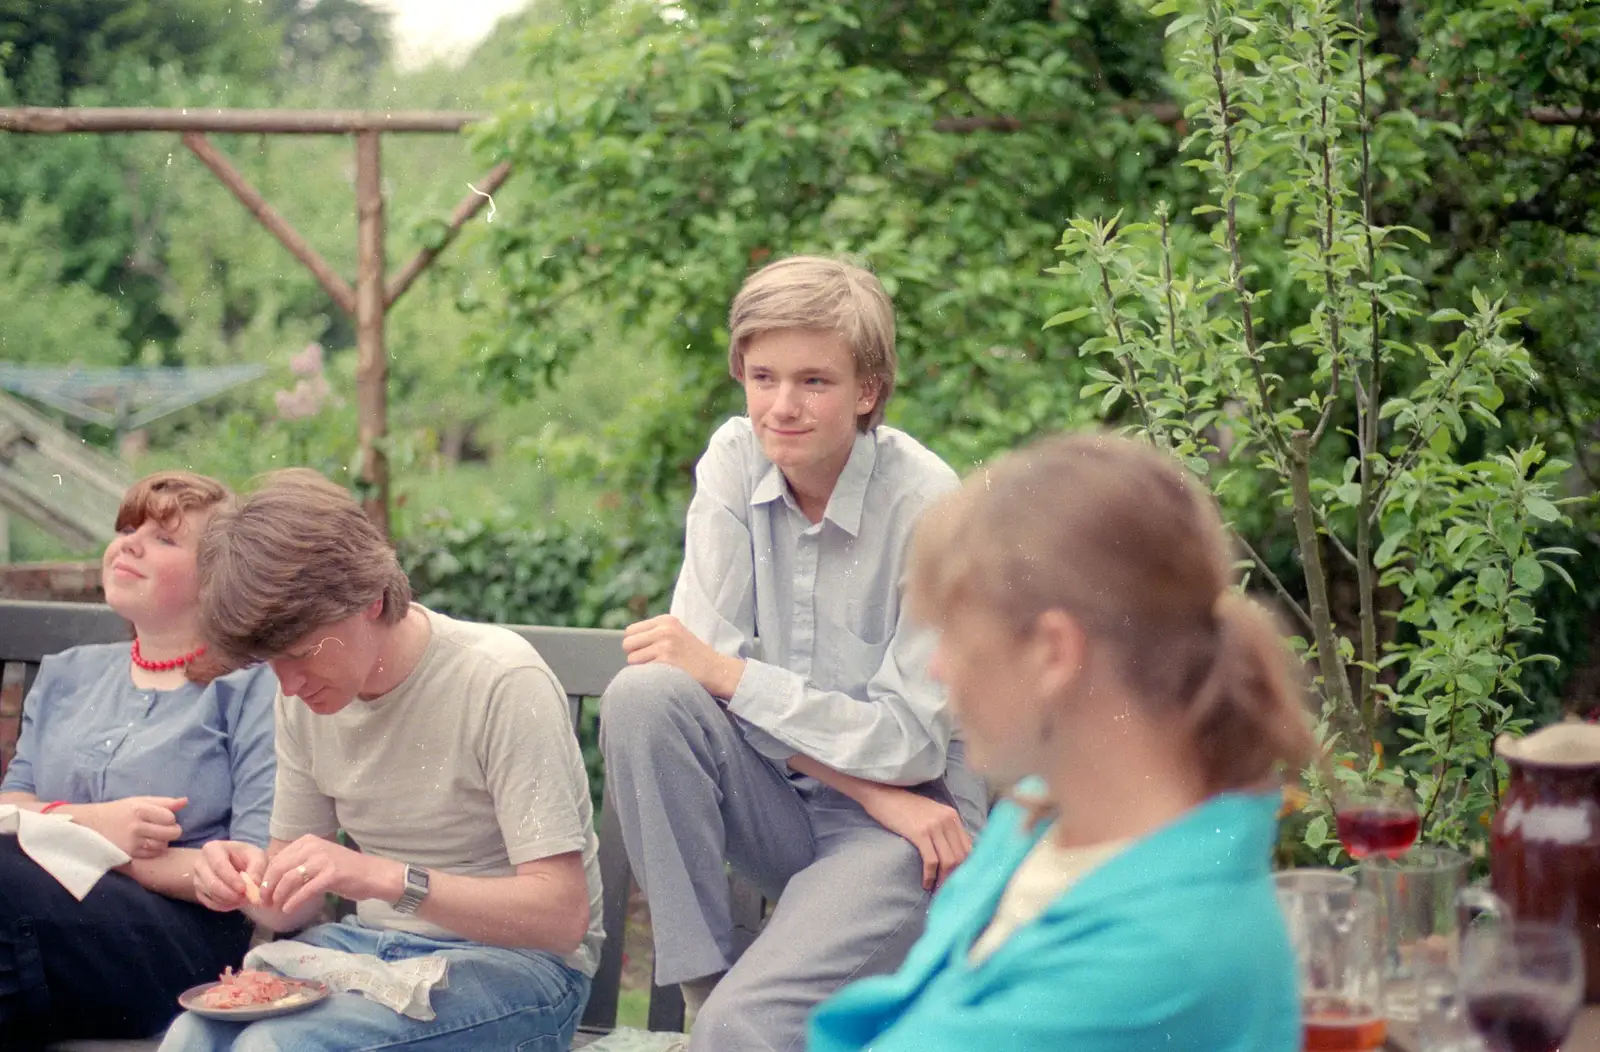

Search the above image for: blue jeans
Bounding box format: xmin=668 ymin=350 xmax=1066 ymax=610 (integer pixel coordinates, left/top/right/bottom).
xmin=157 ymin=920 xmax=591 ymax=1052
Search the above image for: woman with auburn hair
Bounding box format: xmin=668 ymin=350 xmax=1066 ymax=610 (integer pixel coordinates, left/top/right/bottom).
xmin=0 ymin=471 xmax=278 ymax=1047
xmin=808 ymin=432 xmax=1312 ymax=1052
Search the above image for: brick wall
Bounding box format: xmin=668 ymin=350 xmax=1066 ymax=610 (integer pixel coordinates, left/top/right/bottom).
xmin=0 ymin=562 xmax=101 ymax=776
xmin=0 ymin=561 xmax=102 ymax=603
xmin=0 ymin=663 xmax=24 ymax=778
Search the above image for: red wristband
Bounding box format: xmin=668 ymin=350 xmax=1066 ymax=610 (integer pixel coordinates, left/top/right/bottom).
xmin=38 ymin=801 xmax=68 ymax=814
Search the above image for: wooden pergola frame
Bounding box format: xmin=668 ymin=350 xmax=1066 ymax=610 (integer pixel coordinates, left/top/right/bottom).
xmin=7 ymin=99 xmax=1590 ymax=533
xmin=0 ymin=106 xmax=506 ymax=536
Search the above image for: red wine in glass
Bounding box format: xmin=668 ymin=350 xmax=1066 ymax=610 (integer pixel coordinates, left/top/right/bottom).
xmin=1334 ymin=805 xmax=1420 ymax=859
xmin=1466 ymin=989 xmax=1579 ymax=1052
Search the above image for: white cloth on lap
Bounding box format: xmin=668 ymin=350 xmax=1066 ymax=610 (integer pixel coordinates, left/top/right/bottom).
xmin=0 ymin=803 xmax=130 ymax=900
xmin=577 ymin=1029 xmax=688 ymax=1052
xmin=243 ymin=939 xmax=449 ymax=1020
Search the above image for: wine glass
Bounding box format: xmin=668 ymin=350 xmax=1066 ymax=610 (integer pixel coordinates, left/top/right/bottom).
xmin=1334 ymin=782 xmax=1420 ymax=860
xmin=1459 ymin=921 xmax=1584 ymax=1052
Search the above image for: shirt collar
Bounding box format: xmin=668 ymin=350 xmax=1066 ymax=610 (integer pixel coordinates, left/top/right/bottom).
xmin=822 ymin=429 xmax=877 ymax=537
xmin=748 ymin=428 xmax=879 ymax=538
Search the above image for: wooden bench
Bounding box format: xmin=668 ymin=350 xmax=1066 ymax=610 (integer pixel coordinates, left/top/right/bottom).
xmin=1 ymin=598 xmax=768 ymax=1049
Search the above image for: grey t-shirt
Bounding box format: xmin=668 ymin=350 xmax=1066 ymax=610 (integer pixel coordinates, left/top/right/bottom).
xmin=269 ymin=607 xmax=604 ymax=976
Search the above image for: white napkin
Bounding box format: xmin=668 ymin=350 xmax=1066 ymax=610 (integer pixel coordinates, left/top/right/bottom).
xmin=244 ymin=940 xmax=450 ymax=1021
xmin=0 ymin=804 xmax=131 ymax=900
xmin=578 ymin=1029 xmax=689 ymax=1052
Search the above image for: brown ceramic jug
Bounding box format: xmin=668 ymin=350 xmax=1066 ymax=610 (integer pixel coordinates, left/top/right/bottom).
xmin=1490 ymin=721 xmax=1600 ymax=1002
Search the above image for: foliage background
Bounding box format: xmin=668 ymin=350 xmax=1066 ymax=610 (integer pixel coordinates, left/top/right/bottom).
xmin=2 ymin=0 xmax=1597 ymax=856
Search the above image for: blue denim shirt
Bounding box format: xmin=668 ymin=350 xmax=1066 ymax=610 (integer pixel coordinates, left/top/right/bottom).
xmin=0 ymin=643 xmax=278 ymax=847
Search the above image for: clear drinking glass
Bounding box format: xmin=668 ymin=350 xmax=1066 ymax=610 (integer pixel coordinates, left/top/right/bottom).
xmin=1275 ymin=868 xmax=1358 ymax=895
xmin=1358 ymin=845 xmax=1472 ymax=1022
xmin=1278 ymin=885 xmax=1388 ymax=1051
xmin=1459 ymin=921 xmax=1584 ymax=1052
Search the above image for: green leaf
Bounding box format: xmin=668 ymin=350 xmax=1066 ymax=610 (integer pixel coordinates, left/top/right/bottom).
xmin=1044 ymin=306 xmax=1094 ymax=329
xmin=1427 ymin=308 xmax=1467 ymax=324
xmin=1165 ymin=13 xmax=1203 ymax=37
xmin=1512 ymin=556 xmax=1545 ymax=591
xmin=1524 ymin=496 xmax=1561 ymax=522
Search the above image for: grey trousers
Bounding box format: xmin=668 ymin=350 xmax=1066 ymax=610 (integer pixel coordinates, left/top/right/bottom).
xmin=599 ymin=664 xmax=987 ymax=1052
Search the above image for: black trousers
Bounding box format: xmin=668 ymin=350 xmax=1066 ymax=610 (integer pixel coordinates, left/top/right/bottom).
xmin=0 ymin=837 xmax=253 ymax=1047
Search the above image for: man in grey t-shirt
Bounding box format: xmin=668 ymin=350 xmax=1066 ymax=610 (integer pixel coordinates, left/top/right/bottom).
xmin=159 ymin=470 xmax=602 ymax=1052
xmin=601 ymin=256 xmax=988 ymax=1052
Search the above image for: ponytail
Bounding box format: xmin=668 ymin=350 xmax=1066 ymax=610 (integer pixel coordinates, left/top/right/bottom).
xmin=1184 ymin=593 xmax=1316 ymax=794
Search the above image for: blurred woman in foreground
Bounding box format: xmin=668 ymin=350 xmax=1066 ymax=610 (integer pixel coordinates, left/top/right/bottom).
xmin=808 ymin=431 xmax=1313 ymax=1052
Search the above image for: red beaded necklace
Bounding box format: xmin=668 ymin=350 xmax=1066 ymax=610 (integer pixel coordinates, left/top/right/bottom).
xmin=131 ymin=638 xmax=207 ymax=672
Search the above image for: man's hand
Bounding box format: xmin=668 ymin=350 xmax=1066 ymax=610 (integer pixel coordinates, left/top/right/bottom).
xmin=70 ymin=796 xmax=187 ymax=859
xmin=858 ymin=787 xmax=973 ymax=891
xmin=193 ymin=839 xmax=267 ymax=912
xmin=260 ymin=834 xmax=400 ymax=918
xmin=622 ymin=615 xmax=744 ymax=698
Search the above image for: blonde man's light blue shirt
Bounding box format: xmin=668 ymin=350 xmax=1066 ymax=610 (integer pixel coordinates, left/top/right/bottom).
xmin=670 ymin=417 xmax=960 ymax=786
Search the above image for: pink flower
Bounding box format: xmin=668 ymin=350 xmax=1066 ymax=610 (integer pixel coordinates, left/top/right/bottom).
xmin=290 ymin=342 xmax=325 ymax=378
xmin=274 ymin=374 xmax=330 ymax=422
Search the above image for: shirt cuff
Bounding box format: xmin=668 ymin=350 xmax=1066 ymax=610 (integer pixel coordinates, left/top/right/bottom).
xmin=726 ymin=659 xmax=807 ymax=763
xmin=727 ymin=658 xmax=801 ymax=728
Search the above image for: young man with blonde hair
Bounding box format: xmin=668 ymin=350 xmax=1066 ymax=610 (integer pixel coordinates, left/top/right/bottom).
xmin=158 ymin=470 xmax=604 ymax=1052
xmin=601 ymin=255 xmax=987 ymax=1052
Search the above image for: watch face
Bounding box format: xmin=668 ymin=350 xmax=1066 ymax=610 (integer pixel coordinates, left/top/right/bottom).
xmin=394 ymin=866 xmax=428 ymax=914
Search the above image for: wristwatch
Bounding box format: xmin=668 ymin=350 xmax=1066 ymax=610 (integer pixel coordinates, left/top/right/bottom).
xmin=392 ymin=864 xmax=430 ymax=915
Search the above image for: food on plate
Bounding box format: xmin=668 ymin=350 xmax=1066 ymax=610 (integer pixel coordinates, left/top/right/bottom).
xmin=196 ymin=968 xmax=310 ymax=1010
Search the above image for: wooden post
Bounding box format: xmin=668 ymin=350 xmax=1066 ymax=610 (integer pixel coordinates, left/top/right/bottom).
xmin=0 ymin=107 xmax=517 ymax=537
xmin=182 ymin=133 xmax=357 ymax=315
xmin=354 ymin=130 xmax=389 ymax=535
xmin=386 ymin=160 xmax=512 ymax=307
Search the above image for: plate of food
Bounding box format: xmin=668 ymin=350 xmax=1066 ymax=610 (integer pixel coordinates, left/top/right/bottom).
xmin=178 ymin=967 xmax=330 ymax=1021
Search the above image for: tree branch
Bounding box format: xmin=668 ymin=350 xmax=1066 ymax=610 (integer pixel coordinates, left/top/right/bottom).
xmin=926 ymin=103 xmax=1599 ymax=135
xmin=1354 ymin=0 xmax=1384 ymax=733
xmin=930 ymin=101 xmax=1181 ymax=133
xmin=1209 ymin=27 xmax=1288 ymax=466
xmin=1237 ymin=533 xmax=1317 ymax=636
xmin=1092 ymin=248 xmax=1160 ymax=439
xmin=1313 ymin=504 xmax=1361 ymax=569
xmin=1290 ymin=431 xmax=1368 ymax=758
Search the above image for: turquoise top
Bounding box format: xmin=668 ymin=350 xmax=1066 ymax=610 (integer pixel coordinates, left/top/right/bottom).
xmin=808 ymin=791 xmax=1299 ymax=1052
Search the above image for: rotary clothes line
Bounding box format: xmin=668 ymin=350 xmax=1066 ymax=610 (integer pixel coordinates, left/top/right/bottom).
xmin=0 ymin=106 xmax=510 ymax=537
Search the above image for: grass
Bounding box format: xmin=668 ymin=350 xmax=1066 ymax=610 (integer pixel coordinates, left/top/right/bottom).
xmin=617 ymin=987 xmax=651 ymax=1030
